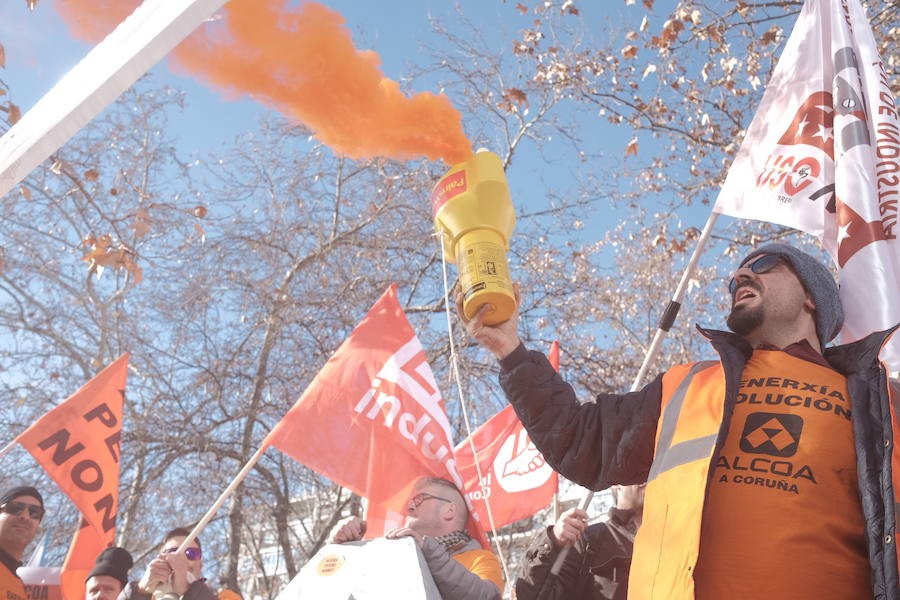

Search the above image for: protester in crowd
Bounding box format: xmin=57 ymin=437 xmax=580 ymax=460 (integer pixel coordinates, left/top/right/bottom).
xmin=87 ymin=547 xmax=134 ymax=600
xmin=329 ymin=477 xmax=503 ymax=599
xmin=461 ymin=242 xmax=898 ymax=599
xmin=118 ymin=528 xmax=214 ymax=600
xmin=516 ymin=484 xmax=644 ymax=600
xmin=216 ymin=589 xmax=241 ymax=600
xmin=0 ymin=486 xmax=43 ymax=600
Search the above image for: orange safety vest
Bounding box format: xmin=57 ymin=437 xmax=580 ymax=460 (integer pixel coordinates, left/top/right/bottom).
xmin=629 ymin=357 xmax=900 ymax=600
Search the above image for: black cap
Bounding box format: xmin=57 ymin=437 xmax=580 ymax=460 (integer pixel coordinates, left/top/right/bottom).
xmin=87 ymin=547 xmax=134 ymax=587
xmin=0 ymin=486 xmax=43 ymax=508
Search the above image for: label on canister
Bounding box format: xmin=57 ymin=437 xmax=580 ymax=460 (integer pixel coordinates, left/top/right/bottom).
xmin=459 ymin=242 xmax=512 ymax=298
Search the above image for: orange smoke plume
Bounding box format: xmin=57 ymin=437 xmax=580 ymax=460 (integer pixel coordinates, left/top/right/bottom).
xmin=53 ymin=0 xmax=473 ymax=165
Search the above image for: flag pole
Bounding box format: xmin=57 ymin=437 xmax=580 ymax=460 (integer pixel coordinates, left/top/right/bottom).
xmin=0 ymin=440 xmax=16 ymax=460
xmin=549 ymin=210 xmax=720 ymax=575
xmin=173 ymin=444 xmax=268 ymax=554
xmin=438 ymin=235 xmax=513 ymax=589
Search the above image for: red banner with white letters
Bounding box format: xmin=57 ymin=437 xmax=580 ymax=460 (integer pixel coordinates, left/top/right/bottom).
xmin=454 ymin=342 xmax=559 ymax=528
xmin=264 ymin=286 xmax=484 ymax=541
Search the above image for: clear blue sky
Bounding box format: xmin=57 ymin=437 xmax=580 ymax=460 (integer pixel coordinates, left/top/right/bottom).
xmin=0 ymin=0 xmax=651 ymax=212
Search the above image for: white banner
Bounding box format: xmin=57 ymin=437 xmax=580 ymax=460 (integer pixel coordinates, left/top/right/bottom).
xmin=714 ymin=0 xmax=900 ymax=369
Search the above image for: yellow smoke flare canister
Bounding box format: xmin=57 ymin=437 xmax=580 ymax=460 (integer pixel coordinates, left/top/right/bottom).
xmin=432 ymin=149 xmax=517 ymax=325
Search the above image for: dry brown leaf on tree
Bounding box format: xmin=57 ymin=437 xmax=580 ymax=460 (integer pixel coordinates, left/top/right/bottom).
xmin=2 ymin=101 xmax=21 ymax=125
xmin=625 ymin=137 xmax=639 ymax=157
xmin=0 ymin=43 xmax=5 ymax=68
xmin=82 ymin=235 xmax=142 ymax=283
xmin=132 ymin=208 xmax=152 ymax=238
xmin=84 ymin=169 xmax=99 ymax=181
xmin=19 ymin=185 xmax=31 ymax=201
xmin=193 ymin=205 xmax=208 ymax=218
xmin=500 ymin=88 xmax=529 ymax=113
xmin=760 ymin=25 xmax=782 ymax=45
xmin=560 ymin=0 xmax=578 ymax=15
xmin=622 ymin=45 xmax=638 ymax=59
xmin=516 ymin=3 xmax=528 ymax=15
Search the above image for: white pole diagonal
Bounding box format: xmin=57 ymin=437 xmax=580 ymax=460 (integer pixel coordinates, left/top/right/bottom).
xmin=0 ymin=0 xmax=228 ymax=199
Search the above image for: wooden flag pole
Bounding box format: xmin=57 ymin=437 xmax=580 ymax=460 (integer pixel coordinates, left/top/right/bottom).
xmin=549 ymin=211 xmax=720 ymax=576
xmin=174 ymin=444 xmax=268 ymax=554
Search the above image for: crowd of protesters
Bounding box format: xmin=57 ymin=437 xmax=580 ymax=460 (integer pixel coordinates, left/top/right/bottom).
xmin=6 ymin=242 xmax=899 ymax=600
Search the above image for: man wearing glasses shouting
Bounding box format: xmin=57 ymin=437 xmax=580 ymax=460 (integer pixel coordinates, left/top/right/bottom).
xmin=462 ymin=242 xmax=900 ymax=600
xmin=329 ymin=477 xmax=503 ymax=599
xmin=0 ymin=486 xmax=43 ymax=600
xmin=118 ymin=527 xmax=214 ymax=600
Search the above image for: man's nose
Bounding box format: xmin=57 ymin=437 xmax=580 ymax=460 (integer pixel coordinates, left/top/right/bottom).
xmin=732 ymin=266 xmax=758 ymax=287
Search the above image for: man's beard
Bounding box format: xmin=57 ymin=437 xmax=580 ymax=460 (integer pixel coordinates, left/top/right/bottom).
xmin=727 ymin=303 xmax=764 ymax=336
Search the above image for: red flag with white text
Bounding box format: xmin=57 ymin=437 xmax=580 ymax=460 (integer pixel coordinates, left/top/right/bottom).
xmin=263 ymin=286 xmax=483 ymax=540
xmin=713 ymin=0 xmax=900 ymax=369
xmin=454 ymin=342 xmax=559 ymax=528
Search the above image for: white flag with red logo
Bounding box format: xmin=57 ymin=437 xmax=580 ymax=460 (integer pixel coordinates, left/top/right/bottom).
xmin=713 ymin=0 xmax=900 ymax=368
xmin=263 ymin=285 xmax=482 ymax=541
xmin=454 ymin=342 xmax=559 ymax=528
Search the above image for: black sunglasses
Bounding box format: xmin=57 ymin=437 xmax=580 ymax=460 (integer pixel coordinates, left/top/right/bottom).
xmin=2 ymin=500 xmax=45 ymax=520
xmin=728 ymin=254 xmax=782 ymax=295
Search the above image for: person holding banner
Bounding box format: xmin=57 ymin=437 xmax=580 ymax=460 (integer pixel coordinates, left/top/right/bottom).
xmin=0 ymin=486 xmax=43 ymax=600
xmin=462 ymin=243 xmax=900 ymax=599
xmin=516 ymin=484 xmax=644 ymax=600
xmin=87 ymin=547 xmax=134 ymax=600
xmin=118 ymin=528 xmax=214 ymax=600
xmin=329 ymin=477 xmax=503 ymax=599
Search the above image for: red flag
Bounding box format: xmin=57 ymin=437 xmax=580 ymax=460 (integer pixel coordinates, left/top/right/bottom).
xmin=264 ymin=286 xmax=474 ymax=538
xmin=454 ymin=342 xmax=559 ymax=528
xmin=15 ymin=355 xmax=127 ymax=600
xmin=713 ymin=0 xmax=900 ymax=368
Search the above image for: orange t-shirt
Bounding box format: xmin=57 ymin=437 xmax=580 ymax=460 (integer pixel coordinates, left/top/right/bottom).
xmin=693 ymin=349 xmax=871 ymax=599
xmin=454 ymin=548 xmax=504 ymax=592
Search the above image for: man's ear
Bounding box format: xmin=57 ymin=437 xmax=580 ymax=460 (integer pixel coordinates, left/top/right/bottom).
xmin=804 ymin=293 xmax=816 ymax=312
xmin=443 ymin=502 xmax=457 ymax=523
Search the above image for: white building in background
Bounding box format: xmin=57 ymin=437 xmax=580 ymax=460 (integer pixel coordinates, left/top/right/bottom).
xmin=237 ymin=490 xmax=357 ymax=600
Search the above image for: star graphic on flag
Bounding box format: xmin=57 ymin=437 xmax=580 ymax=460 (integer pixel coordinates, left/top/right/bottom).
xmin=830 ymin=197 xmax=888 ymax=267
xmin=796 ymin=117 xmax=810 ymax=135
xmin=837 ymin=222 xmax=852 ymax=245
xmin=813 ymin=123 xmax=833 ymax=141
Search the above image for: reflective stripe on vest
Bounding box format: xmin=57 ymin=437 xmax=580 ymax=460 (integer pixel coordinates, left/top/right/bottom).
xmin=630 ymin=360 xmax=724 ymax=600
xmin=648 ymin=360 xmax=719 ymax=482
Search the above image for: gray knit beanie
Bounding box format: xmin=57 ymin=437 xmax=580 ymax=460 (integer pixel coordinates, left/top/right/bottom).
xmin=739 ymin=243 xmax=844 ymax=343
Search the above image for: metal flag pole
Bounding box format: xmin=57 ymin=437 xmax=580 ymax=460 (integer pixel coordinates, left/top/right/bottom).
xmin=549 ymin=210 xmax=720 ymax=576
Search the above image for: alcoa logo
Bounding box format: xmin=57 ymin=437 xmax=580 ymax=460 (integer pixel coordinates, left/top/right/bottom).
xmin=493 ymin=428 xmax=554 ymax=493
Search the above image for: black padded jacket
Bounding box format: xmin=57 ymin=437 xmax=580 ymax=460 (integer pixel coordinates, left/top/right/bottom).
xmin=499 ymin=326 xmax=899 ymax=599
